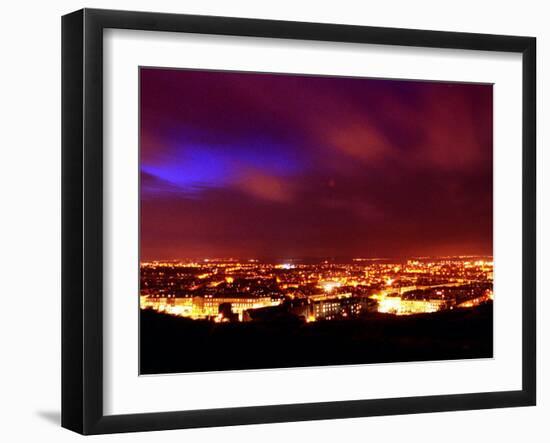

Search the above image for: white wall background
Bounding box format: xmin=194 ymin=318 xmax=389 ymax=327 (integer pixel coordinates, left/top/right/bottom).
xmin=0 ymin=1 xmax=546 ymax=441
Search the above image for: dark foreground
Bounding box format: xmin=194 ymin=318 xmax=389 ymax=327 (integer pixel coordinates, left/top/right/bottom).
xmin=140 ymin=303 xmax=493 ymax=374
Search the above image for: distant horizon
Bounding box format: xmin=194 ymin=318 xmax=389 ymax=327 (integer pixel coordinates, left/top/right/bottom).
xmin=140 ymin=253 xmax=494 ymax=263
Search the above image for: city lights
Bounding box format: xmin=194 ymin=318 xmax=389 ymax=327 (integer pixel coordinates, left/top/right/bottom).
xmin=321 ymin=281 xmax=341 ymax=292
xmin=140 ymin=256 xmax=493 ymax=322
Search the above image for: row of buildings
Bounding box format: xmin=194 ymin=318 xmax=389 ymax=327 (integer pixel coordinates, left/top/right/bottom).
xmin=141 ymin=283 xmax=492 ymax=322
xmin=140 ymin=292 xmax=371 ymax=322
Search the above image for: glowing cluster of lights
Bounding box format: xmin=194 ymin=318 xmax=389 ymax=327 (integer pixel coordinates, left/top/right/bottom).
xmin=276 ymin=263 xmax=296 ymax=270
xmin=321 ymin=281 xmax=342 ymax=292
xmin=378 ymin=296 xmax=443 ymax=315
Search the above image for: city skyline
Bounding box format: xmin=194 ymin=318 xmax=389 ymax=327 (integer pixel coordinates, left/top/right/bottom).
xmin=140 ymin=253 xmax=493 ymax=261
xmin=141 ymin=256 xmax=494 ymax=320
xmin=140 ymin=68 xmax=493 ymax=260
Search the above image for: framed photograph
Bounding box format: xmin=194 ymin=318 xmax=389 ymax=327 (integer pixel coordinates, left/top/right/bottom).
xmin=61 ymin=8 xmax=536 ymax=435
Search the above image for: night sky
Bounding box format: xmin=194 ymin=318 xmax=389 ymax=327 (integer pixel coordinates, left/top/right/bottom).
xmin=140 ymin=68 xmax=493 ymax=260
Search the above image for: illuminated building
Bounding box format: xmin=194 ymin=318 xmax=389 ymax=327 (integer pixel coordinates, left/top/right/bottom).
xmin=195 ymin=296 xmax=275 ymax=320
xmin=378 ymin=296 xmax=447 ymax=315
xmin=312 ymin=299 xmax=341 ymax=320
xmin=140 ymin=296 xmax=194 ymax=316
xmin=310 ymin=294 xmax=371 ymax=320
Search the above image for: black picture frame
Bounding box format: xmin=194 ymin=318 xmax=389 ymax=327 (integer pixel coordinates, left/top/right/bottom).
xmin=62 ymin=8 xmax=536 ymax=435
